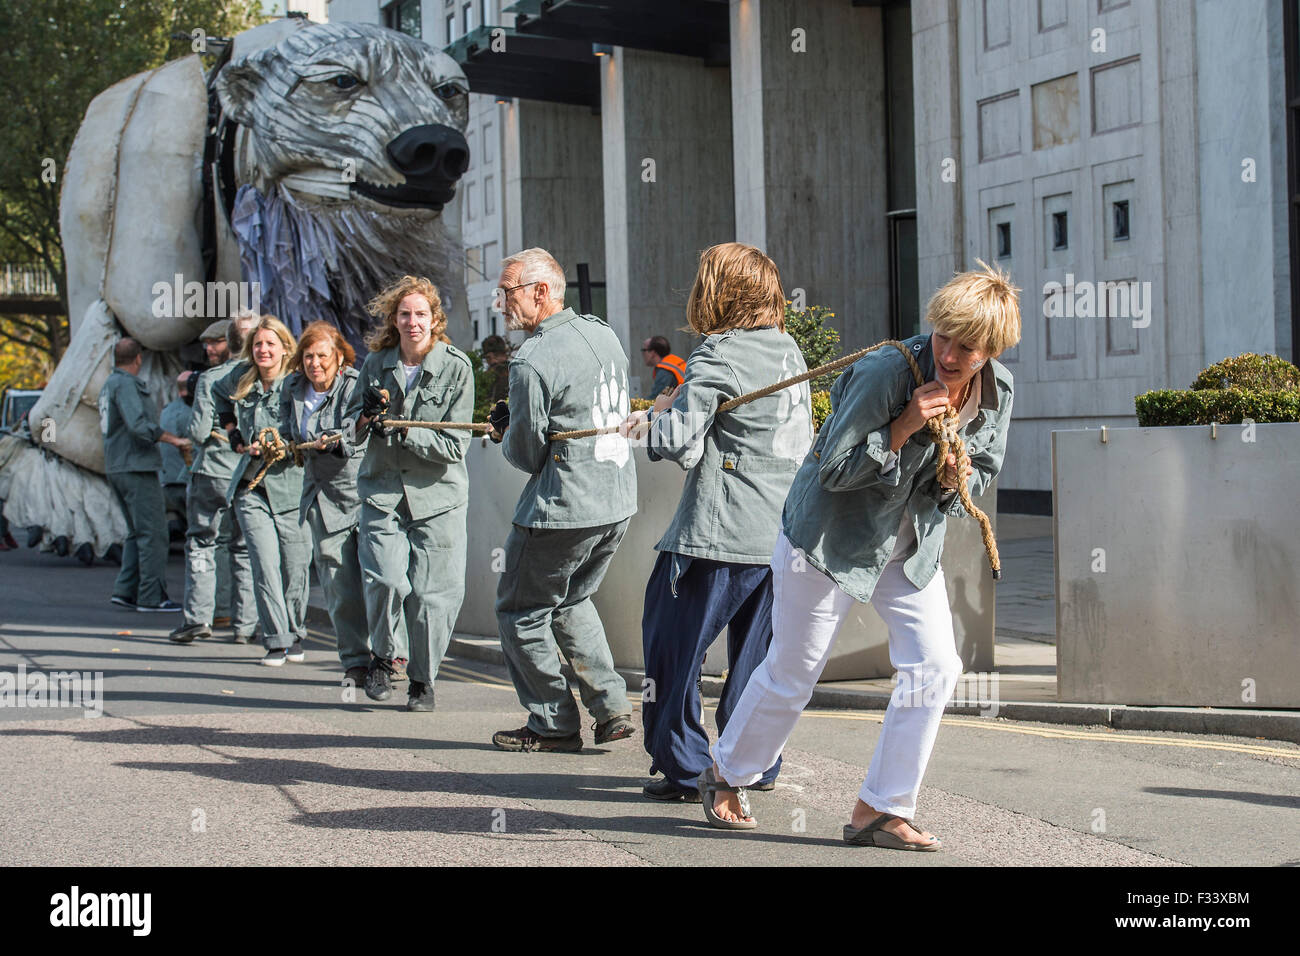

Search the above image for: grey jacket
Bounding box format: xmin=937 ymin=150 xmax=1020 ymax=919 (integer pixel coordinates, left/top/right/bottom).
xmin=345 ymin=341 xmax=474 ymax=521
xmin=781 ymin=332 xmax=1014 ymax=602
xmin=647 ymin=326 xmax=812 ymax=563
xmin=188 ymin=358 xmax=245 ymax=481
xmin=213 ymin=363 xmax=304 ymax=514
xmin=158 ymin=398 xmax=193 ymax=486
xmin=503 ymin=309 xmax=638 ymax=530
xmin=285 ymin=367 xmax=364 ymax=534
xmin=98 ymin=368 xmax=163 ymax=474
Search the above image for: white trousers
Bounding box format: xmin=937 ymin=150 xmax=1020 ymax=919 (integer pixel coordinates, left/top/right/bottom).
xmin=714 ymin=531 xmax=962 ymax=818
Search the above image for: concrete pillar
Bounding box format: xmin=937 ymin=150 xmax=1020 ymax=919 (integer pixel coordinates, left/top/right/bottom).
xmin=729 ymin=0 xmax=890 ymax=349
xmin=911 ymin=0 xmax=964 ymax=304
xmin=600 ymin=47 xmax=735 ymax=397
xmin=501 ymin=99 xmax=605 ymax=293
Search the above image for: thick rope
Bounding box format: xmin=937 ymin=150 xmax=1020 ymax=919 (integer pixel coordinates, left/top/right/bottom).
xmin=244 ymin=427 xmax=288 ymax=492
xmin=382 ymin=419 xmax=491 ymax=433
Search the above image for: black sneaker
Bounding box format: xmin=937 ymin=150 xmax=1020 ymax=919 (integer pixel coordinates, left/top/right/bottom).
xmin=261 ymin=648 xmax=287 ymax=667
xmin=492 ymin=725 xmax=582 ymax=753
xmin=110 ymin=595 xmax=137 ymax=609
xmin=285 ymin=641 xmax=306 ymax=663
xmin=406 ymin=680 xmax=436 ymax=712
xmin=137 ymin=599 xmax=182 ymax=613
xmin=343 ymin=665 xmax=368 ymax=687
xmin=365 ymin=657 xmax=394 ymax=701
xmin=642 ymin=776 xmax=703 ymax=803
xmin=169 ymin=622 xmax=211 ymax=644
xmin=593 ymin=714 xmax=635 ymax=745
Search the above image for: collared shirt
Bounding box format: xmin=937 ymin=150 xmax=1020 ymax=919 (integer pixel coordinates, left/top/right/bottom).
xmin=188 ymin=358 xmax=246 ymax=480
xmin=98 ymin=368 xmax=163 ymax=475
xmin=212 ymin=364 xmax=303 ymax=513
xmin=286 ymin=367 xmax=364 ymax=533
xmin=646 ymin=325 xmax=811 ymax=564
xmin=781 ymin=332 xmax=1014 ymax=603
xmin=344 ymin=341 xmax=475 ymax=521
xmin=502 ymin=308 xmax=637 ymax=529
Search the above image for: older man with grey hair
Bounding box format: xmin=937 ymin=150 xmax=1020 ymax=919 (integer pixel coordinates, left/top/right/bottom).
xmin=488 ymin=247 xmax=638 ymax=753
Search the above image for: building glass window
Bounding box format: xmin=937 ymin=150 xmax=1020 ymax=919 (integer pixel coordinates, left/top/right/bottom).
xmin=483 ymin=241 xmax=499 ymax=279
xmin=482 ymin=0 xmax=493 ymax=26
xmin=465 ymin=180 xmax=475 ymax=220
xmin=996 ymin=221 xmax=1012 ymax=258
xmin=446 ymin=13 xmax=456 ymax=43
xmin=483 ymin=123 xmax=494 ymax=164
xmin=484 ymin=175 xmax=495 ymax=216
xmin=462 ymin=2 xmax=474 ymax=34
xmin=384 ymin=0 xmax=421 ymax=39
xmin=1052 ymin=210 xmax=1069 ymax=250
xmin=1112 ymin=200 xmax=1130 ymax=241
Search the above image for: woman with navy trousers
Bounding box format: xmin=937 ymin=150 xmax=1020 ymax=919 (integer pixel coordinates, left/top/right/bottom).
xmin=623 ymin=242 xmax=814 ymax=802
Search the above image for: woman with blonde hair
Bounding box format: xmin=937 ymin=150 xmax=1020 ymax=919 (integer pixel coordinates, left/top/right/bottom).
xmin=285 ymin=321 xmax=369 ymax=685
xmin=621 ymin=242 xmax=813 ymax=803
xmin=698 ymin=261 xmax=1021 ymax=847
xmin=344 ymin=275 xmax=475 ymax=711
xmin=214 ymin=314 xmax=311 ymax=666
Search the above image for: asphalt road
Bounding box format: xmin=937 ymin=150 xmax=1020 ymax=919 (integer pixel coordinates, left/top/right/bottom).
xmin=2 ymin=546 xmax=1298 ymax=867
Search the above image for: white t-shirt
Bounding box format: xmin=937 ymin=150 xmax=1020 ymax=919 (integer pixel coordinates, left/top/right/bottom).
xmin=883 ymin=374 xmax=982 ymax=564
xmin=300 ymin=386 xmax=328 ymax=436
xmin=402 ymin=363 xmax=422 ymax=391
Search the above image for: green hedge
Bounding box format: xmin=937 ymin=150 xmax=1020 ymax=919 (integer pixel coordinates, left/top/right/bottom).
xmin=1134 ymin=388 xmax=1300 ymax=427
xmin=1134 ymin=352 xmax=1300 ymax=426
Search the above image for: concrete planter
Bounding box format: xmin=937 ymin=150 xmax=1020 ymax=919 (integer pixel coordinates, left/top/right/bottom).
xmin=1053 ymin=424 xmax=1300 ymax=707
xmin=457 ymin=439 xmax=997 ymax=681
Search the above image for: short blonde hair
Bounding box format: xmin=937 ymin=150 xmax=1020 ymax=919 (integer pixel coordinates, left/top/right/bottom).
xmin=685 ymin=242 xmax=785 ymax=335
xmin=364 ymin=275 xmax=451 ymax=353
xmin=233 ymin=315 xmax=296 ymax=400
xmin=924 ymin=259 xmax=1021 ymax=356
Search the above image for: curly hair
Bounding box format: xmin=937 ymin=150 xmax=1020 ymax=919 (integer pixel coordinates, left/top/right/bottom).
xmin=364 ymin=275 xmax=452 ymax=353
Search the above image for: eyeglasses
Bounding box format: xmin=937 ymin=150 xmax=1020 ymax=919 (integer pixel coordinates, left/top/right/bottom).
xmin=500 ymin=280 xmax=540 ymax=296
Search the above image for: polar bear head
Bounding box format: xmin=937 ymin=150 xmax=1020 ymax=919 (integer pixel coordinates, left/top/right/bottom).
xmin=216 ymin=21 xmax=470 ymax=210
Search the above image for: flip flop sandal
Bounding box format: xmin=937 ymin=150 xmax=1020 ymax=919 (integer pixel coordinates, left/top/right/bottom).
xmin=843 ymin=813 xmax=941 ymax=851
xmin=697 ymin=766 xmax=757 ymax=830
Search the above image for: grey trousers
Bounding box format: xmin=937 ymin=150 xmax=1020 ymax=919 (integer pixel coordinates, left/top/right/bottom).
xmin=107 ymin=471 xmax=169 ymax=607
xmin=495 ymin=519 xmax=632 ymax=737
xmin=358 ymin=500 xmax=467 ymax=685
xmin=183 ymin=473 xmax=255 ymax=635
xmin=304 ymin=503 xmax=369 ymax=670
xmin=234 ymin=487 xmax=312 ymax=650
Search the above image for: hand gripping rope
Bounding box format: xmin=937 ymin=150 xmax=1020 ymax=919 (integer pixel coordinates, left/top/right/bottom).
xmin=366 ymin=349 xmax=1002 ymax=579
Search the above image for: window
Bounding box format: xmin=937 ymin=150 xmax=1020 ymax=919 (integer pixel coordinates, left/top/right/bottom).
xmin=1052 ymin=210 xmax=1069 ymax=250
xmin=384 ymin=0 xmax=421 ymax=38
xmin=462 ymin=2 xmax=474 ymax=34
xmin=472 ymin=316 xmax=480 ymax=341
xmin=490 ymin=313 xmax=498 ymax=336
xmin=996 ymin=221 xmax=1012 ymax=258
xmin=1112 ymin=200 xmax=1130 ymax=240
xmin=465 ymin=180 xmax=475 ymax=220
xmin=484 ymin=175 xmax=495 ymax=216
xmin=446 ymin=13 xmax=456 ymax=43
xmin=465 ymin=245 xmax=483 ymax=285
xmin=482 ymin=0 xmax=493 ymax=26
xmin=483 ymin=241 xmax=499 ymax=279
xmin=483 ymin=123 xmax=494 ymax=164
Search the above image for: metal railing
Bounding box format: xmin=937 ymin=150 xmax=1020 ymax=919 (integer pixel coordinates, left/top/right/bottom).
xmin=0 ymin=264 xmax=59 ymax=297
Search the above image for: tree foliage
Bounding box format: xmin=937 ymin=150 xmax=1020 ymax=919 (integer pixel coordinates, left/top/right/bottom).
xmin=0 ymin=0 xmax=267 ymax=365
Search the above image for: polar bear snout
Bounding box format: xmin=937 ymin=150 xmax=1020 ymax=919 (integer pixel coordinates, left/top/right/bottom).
xmin=352 ymin=124 xmax=470 ymax=208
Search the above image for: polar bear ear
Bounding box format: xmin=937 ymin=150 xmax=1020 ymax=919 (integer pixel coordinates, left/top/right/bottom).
xmin=215 ymin=60 xmax=263 ymax=128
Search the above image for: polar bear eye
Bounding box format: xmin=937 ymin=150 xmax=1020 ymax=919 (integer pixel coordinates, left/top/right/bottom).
xmin=433 ymin=82 xmax=465 ymax=101
xmin=330 ymin=74 xmax=361 ymax=91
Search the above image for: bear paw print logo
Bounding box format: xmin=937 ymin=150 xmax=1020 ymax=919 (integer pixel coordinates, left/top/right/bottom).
xmin=592 ymin=363 xmax=630 ymax=467
xmin=772 ymin=352 xmax=813 ymax=462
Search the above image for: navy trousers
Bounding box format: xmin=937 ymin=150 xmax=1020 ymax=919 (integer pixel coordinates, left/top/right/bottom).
xmin=641 ymin=551 xmax=781 ymax=793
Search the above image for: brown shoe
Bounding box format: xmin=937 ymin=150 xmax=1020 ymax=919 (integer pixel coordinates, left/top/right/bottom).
xmin=593 ymin=714 xmax=635 ymax=745
xmin=492 ymin=725 xmax=582 ymax=753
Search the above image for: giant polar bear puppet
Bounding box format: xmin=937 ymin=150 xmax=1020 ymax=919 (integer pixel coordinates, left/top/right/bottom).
xmin=0 ymin=19 xmax=471 ymax=558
